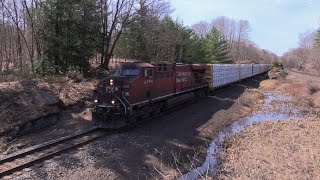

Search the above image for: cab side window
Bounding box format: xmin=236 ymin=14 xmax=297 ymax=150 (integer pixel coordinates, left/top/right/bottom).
xmin=144 ymin=69 xmax=153 ymax=78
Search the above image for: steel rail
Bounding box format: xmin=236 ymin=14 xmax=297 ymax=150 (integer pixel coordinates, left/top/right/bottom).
xmin=0 ymin=127 xmax=108 ymax=178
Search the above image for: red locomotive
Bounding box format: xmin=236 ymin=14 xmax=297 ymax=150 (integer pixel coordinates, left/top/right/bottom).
xmin=92 ymin=62 xmax=209 ymax=128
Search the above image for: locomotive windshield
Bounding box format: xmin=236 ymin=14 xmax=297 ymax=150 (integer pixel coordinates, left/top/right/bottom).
xmin=110 ymin=69 xmax=140 ymax=76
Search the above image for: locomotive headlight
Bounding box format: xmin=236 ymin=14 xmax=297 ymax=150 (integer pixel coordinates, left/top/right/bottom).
xmin=111 ymin=100 xmax=115 ymax=104
xmin=109 ymin=79 xmax=114 ymax=86
xmin=94 ymin=99 xmax=98 ymax=103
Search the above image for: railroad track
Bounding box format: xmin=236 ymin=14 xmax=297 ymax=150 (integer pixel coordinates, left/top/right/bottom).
xmin=0 ymin=127 xmax=109 ymax=178
xmin=287 ymin=69 xmax=320 ymax=77
xmin=0 ymin=102 xmax=193 ymax=178
xmin=0 ymin=100 xmax=194 ymax=178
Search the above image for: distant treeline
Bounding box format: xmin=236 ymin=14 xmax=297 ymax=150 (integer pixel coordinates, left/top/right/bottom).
xmin=281 ymin=29 xmax=320 ymax=74
xmin=0 ymin=0 xmax=279 ymax=76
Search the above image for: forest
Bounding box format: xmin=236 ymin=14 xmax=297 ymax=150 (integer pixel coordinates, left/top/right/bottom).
xmin=0 ymin=0 xmax=281 ymax=77
xmin=282 ymin=29 xmax=320 ymax=75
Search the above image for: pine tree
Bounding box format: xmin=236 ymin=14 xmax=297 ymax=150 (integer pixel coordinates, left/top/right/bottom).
xmin=315 ymin=28 xmax=320 ymax=48
xmin=177 ymin=27 xmax=206 ymax=63
xmin=203 ymin=27 xmax=233 ymax=64
xmin=114 ymin=1 xmax=153 ymax=62
xmin=35 ymin=0 xmax=99 ymax=75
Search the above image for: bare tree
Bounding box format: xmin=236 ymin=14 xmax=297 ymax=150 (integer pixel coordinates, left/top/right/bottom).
xmin=99 ymin=0 xmax=136 ymax=69
xmin=235 ymin=20 xmax=250 ymax=61
xmin=298 ymin=30 xmax=317 ymax=49
xmin=282 ymin=29 xmax=320 ymax=74
xmin=191 ymin=21 xmax=211 ymax=38
xmin=0 ymin=0 xmax=37 ymax=73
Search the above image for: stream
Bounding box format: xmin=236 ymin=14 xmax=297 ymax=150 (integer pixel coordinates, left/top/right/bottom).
xmin=180 ymin=92 xmax=302 ymax=180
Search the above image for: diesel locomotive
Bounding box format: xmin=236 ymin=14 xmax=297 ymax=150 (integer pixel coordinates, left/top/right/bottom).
xmin=92 ymin=62 xmax=209 ymax=129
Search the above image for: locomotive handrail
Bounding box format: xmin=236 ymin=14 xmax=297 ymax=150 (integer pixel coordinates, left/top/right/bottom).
xmin=114 ymin=94 xmax=127 ymax=115
xmin=122 ymin=92 xmax=133 ymax=115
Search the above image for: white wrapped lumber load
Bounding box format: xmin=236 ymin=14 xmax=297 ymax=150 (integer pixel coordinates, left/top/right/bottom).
xmin=253 ymin=64 xmax=261 ymax=76
xmin=240 ymin=64 xmax=253 ymax=80
xmin=205 ymin=63 xmax=272 ymax=90
xmin=227 ymin=64 xmax=240 ymax=84
xmin=210 ymin=64 xmax=240 ymax=88
xmin=260 ymin=64 xmax=270 ymax=73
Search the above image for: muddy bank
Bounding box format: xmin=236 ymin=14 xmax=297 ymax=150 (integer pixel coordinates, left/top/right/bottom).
xmin=198 ymin=89 xmax=265 ymax=139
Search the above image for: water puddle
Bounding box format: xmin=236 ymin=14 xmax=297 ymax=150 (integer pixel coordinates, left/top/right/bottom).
xmin=180 ymin=93 xmax=301 ymax=180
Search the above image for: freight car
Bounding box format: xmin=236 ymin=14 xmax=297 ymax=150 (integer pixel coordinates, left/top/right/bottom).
xmin=205 ymin=64 xmax=271 ymax=89
xmin=92 ymin=62 xmax=271 ymax=129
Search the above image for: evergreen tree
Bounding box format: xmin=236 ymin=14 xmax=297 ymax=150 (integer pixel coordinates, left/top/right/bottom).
xmin=35 ymin=0 xmax=99 ymax=75
xmin=203 ymin=27 xmax=233 ymax=64
xmin=315 ymin=28 xmax=320 ymax=48
xmin=176 ymin=27 xmax=206 ymax=63
xmin=114 ymin=1 xmax=154 ymax=62
xmin=115 ymin=14 xmax=206 ymax=64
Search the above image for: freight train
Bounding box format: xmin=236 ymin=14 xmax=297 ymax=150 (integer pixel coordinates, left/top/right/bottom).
xmin=92 ymin=62 xmax=271 ymax=129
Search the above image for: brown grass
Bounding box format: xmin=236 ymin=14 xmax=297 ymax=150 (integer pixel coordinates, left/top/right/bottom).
xmin=216 ymin=117 xmax=320 ymax=179
xmin=260 ymin=71 xmax=320 ymax=109
xmin=215 ymin=71 xmax=320 ymax=179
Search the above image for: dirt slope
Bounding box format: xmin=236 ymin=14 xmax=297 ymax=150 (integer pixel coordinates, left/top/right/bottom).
xmin=0 ymin=79 xmax=98 ymax=135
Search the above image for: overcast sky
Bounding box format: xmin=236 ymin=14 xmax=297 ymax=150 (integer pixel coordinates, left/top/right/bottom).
xmin=170 ymin=0 xmax=320 ymax=56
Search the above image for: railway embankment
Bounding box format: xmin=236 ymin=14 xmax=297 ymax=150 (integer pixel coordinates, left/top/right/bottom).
xmin=213 ymin=70 xmax=320 ymax=179
xmin=0 ymin=78 xmax=98 ymax=142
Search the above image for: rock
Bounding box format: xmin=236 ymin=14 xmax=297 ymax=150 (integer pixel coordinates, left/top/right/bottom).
xmin=2 ymin=175 xmax=12 ymax=180
xmin=23 ymin=168 xmax=32 ymax=172
xmin=23 ymin=122 xmax=33 ymax=134
xmin=0 ymin=101 xmax=13 ymax=109
xmin=34 ymin=90 xmax=61 ymax=106
xmin=268 ymin=67 xmax=287 ymax=79
xmin=34 ymin=114 xmax=59 ymax=130
xmin=14 ymin=171 xmax=23 ymax=176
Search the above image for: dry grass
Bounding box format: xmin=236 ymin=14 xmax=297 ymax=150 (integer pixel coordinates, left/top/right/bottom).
xmin=215 ymin=71 xmax=320 ymax=179
xmin=260 ymin=70 xmax=320 ymax=109
xmin=216 ymin=117 xmax=320 ymax=179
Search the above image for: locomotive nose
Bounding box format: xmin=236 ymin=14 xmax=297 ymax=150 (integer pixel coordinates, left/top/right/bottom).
xmin=94 ymin=77 xmax=125 ymax=106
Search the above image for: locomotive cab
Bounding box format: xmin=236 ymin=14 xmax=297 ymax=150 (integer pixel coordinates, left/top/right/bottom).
xmin=92 ymin=62 xmax=151 ymax=128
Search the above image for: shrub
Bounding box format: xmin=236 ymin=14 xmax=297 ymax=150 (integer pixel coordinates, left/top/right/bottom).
xmin=279 ymin=70 xmax=288 ymax=79
xmin=309 ymin=86 xmax=319 ymax=95
xmin=272 ymin=61 xmax=282 ymax=68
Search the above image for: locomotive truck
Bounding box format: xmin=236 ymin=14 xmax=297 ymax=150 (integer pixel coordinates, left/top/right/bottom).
xmin=92 ymin=62 xmax=271 ymax=129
